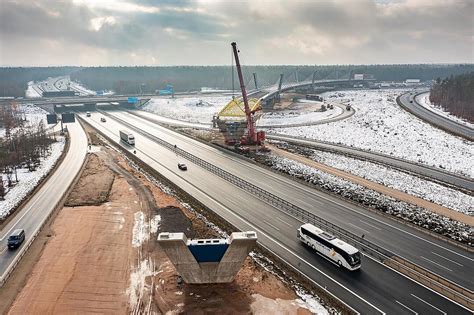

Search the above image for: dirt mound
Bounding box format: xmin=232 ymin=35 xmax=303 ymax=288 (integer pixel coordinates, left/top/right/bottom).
xmin=65 ymin=153 xmax=114 ymax=206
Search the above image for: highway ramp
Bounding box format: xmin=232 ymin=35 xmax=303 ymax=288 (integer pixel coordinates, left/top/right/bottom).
xmin=398 ymin=91 xmax=474 ymax=141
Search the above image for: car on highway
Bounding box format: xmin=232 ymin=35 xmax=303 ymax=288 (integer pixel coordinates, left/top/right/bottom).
xmin=178 ymin=163 xmax=187 ymax=171
xmin=8 ymin=229 xmax=25 ymax=250
xmin=100 ymin=117 xmax=106 ymax=122
xmin=86 ymin=111 xmax=91 ymax=117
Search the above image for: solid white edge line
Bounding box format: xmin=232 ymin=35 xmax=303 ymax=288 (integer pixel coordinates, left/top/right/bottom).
xmin=89 ymin=115 xmax=384 ymax=314
xmin=103 ymin=111 xmax=472 ymax=312
xmin=143 ymin=113 xmax=472 ymax=262
xmin=265 ymin=135 xmax=473 ymax=261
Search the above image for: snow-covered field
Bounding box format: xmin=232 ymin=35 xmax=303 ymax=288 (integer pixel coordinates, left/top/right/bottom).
xmin=25 ymin=81 xmax=42 ymax=98
xmin=272 ymin=89 xmax=473 ymax=178
xmin=143 ymin=95 xmax=231 ymax=124
xmin=258 ymin=100 xmax=343 ymax=127
xmin=0 ymin=136 xmax=65 ymax=220
xmin=309 ymin=149 xmax=473 ymax=215
xmin=68 ymin=79 xmax=97 ymax=96
xmin=262 ymin=153 xmax=471 ymax=243
xmin=416 ymin=92 xmax=474 ymax=128
xmin=0 ymin=104 xmax=50 ymax=138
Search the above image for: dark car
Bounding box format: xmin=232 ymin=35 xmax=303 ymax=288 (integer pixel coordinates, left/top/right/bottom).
xmin=178 ymin=163 xmax=187 ymax=171
xmin=8 ymin=229 xmax=25 ymax=249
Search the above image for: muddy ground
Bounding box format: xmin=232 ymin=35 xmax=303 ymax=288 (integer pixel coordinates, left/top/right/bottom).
xmin=5 ymin=132 xmax=318 ymax=314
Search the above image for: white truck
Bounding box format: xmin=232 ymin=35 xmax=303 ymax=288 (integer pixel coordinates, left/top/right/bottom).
xmin=119 ymin=130 xmax=135 ymax=145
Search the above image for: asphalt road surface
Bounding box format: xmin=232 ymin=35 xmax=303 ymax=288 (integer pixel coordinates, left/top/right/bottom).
xmin=398 ymin=91 xmax=474 ymax=141
xmin=0 ymin=121 xmax=88 ymax=283
xmin=81 ymin=110 xmax=472 ymax=314
xmin=266 ymin=133 xmax=474 ymax=192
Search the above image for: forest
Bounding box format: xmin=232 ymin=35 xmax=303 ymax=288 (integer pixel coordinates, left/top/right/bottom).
xmin=1 ymin=64 xmax=473 ymax=97
xmin=429 ymin=72 xmax=474 ymax=123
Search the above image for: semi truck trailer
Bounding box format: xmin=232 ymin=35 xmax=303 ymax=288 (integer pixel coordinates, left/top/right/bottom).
xmin=119 ymin=130 xmax=135 ymax=145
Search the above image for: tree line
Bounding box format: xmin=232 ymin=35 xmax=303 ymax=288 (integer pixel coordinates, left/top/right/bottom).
xmin=1 ymin=64 xmax=474 ymax=97
xmin=0 ymin=103 xmax=56 ymax=199
xmin=429 ymin=72 xmax=474 ymax=123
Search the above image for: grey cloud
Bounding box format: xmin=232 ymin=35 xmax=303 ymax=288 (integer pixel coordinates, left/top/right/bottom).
xmin=0 ymin=0 xmax=472 ymax=66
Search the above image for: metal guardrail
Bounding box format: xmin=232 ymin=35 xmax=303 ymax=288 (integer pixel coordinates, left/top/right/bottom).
xmin=266 ymin=133 xmax=474 ymax=194
xmin=102 ymin=110 xmax=474 ymax=310
xmin=0 ymin=123 xmax=89 ymax=288
xmin=397 ymin=93 xmax=474 ymax=141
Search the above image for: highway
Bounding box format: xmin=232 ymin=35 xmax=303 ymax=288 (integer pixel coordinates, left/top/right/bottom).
xmin=266 ymin=133 xmax=474 ymax=192
xmin=81 ymin=110 xmax=472 ymax=314
xmin=398 ymin=91 xmax=474 ymax=141
xmin=0 ymin=121 xmax=88 ymax=284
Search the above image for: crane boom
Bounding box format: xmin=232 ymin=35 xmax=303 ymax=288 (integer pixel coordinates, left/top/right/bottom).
xmin=231 ymin=42 xmax=256 ymax=143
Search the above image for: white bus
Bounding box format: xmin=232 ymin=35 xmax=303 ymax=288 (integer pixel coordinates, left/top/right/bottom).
xmin=298 ymin=223 xmax=361 ymax=271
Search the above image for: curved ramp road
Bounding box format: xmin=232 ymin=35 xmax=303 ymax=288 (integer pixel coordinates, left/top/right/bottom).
xmin=0 ymin=121 xmax=88 ymax=284
xmin=82 ymin=111 xmax=472 ymax=314
xmin=398 ymin=91 xmax=474 ymax=141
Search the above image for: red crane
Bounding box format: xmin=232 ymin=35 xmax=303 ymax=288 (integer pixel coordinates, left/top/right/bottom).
xmin=231 ymin=42 xmax=264 ymax=145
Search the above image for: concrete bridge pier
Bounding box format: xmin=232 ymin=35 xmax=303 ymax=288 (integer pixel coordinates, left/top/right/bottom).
xmin=158 ymin=231 xmax=257 ymax=284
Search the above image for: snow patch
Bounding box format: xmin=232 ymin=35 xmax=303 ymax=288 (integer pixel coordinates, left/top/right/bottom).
xmin=258 ymin=103 xmax=343 ymax=127
xmin=131 ymin=211 xmax=149 ymax=247
xmin=143 ymin=95 xmax=231 ymax=125
xmin=150 ymin=214 xmax=161 ymax=234
xmin=0 ymin=137 xmax=66 ymax=220
xmin=126 ymin=256 xmax=157 ymax=311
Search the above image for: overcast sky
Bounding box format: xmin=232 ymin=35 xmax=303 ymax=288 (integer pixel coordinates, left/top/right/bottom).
xmin=0 ymin=0 xmax=473 ymax=66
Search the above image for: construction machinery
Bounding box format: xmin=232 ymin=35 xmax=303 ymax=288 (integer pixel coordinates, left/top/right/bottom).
xmin=230 ymin=42 xmax=265 ymax=146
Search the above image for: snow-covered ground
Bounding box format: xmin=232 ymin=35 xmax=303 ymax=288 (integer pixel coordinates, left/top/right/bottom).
xmin=258 ymin=100 xmax=343 ymax=127
xmin=272 ymin=89 xmax=473 ymax=178
xmin=262 ymin=153 xmax=470 ymax=243
xmin=143 ymin=95 xmax=231 ymax=124
xmin=416 ymin=92 xmax=474 ymax=128
xmin=25 ymin=81 xmax=42 ymax=98
xmin=309 ymin=149 xmax=473 ymax=215
xmin=0 ymin=104 xmax=50 ymax=138
xmin=27 ymin=76 xmax=97 ymax=97
xmin=68 ymin=79 xmax=97 ymax=96
xmin=0 ymin=136 xmax=65 ymax=220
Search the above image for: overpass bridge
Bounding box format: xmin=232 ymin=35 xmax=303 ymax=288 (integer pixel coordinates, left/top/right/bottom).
xmin=215 ymin=69 xmax=373 ymax=143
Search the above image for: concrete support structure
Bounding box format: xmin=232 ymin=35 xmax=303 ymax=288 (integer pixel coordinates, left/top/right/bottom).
xmin=253 ymin=73 xmax=258 ymax=90
xmin=158 ymin=231 xmax=257 ymax=284
xmin=276 ymin=73 xmax=284 ymax=102
xmin=311 ymin=71 xmax=317 ymax=92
